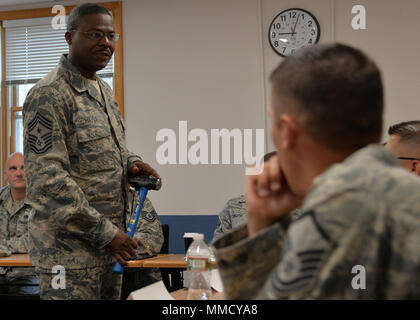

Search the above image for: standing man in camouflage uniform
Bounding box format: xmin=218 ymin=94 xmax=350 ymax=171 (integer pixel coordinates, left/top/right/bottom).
xmin=23 ymin=3 xmax=160 ymax=300
xmin=385 ymin=120 xmax=420 ymax=176
xmin=213 ymin=44 xmax=420 ymax=299
xmin=0 ymin=152 xmax=38 ymax=295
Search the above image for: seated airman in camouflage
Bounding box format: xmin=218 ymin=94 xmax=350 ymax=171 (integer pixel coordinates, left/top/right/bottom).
xmin=385 ymin=120 xmax=420 ymax=176
xmin=213 ymin=43 xmax=420 ymax=299
xmin=213 ymin=195 xmax=247 ymax=242
xmin=0 ymin=152 xmax=38 ymax=296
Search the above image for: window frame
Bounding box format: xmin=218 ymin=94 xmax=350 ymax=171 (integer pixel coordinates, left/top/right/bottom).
xmin=0 ymin=2 xmax=124 ymax=186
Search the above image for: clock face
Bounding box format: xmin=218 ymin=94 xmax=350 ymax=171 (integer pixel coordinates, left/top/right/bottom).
xmin=269 ymin=8 xmax=320 ymax=57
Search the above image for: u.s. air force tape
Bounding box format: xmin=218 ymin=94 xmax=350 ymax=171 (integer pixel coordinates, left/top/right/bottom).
xmin=28 ymin=112 xmax=53 ymax=155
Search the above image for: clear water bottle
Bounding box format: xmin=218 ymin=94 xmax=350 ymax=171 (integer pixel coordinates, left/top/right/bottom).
xmin=186 ymin=233 xmax=212 ymax=300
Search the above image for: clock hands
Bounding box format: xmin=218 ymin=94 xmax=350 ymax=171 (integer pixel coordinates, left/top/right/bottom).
xmin=291 ymin=14 xmax=300 ymax=35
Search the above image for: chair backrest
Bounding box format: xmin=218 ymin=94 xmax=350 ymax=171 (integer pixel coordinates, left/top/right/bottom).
xmin=160 ymin=224 xmax=169 ymax=254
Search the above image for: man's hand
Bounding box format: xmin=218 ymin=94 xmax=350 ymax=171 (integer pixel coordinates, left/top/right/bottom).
xmin=246 ymin=155 xmax=304 ymax=237
xmin=129 ymin=161 xmax=161 ymax=180
xmin=104 ymin=230 xmax=138 ymax=266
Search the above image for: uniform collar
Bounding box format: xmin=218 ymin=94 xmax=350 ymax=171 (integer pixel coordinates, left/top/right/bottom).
xmin=301 ymin=144 xmax=399 ymax=211
xmin=0 ymin=185 xmax=11 ymax=202
xmin=57 ymin=54 xmax=105 ymax=106
xmin=0 ymin=185 xmax=28 ymax=217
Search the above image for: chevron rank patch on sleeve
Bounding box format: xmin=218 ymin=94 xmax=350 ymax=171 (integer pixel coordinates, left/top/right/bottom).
xmin=272 ymin=211 xmax=330 ymax=296
xmin=27 ymin=112 xmax=53 ymax=155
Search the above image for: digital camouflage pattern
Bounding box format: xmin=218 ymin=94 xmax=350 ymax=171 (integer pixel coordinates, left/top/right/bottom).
xmin=0 ymin=185 xmax=38 ymax=286
xmin=213 ymin=195 xmax=247 ymax=242
xmin=214 ymin=145 xmax=420 ymax=299
xmin=38 ymin=264 xmax=121 ymax=300
xmin=213 ymin=195 xmax=301 ymax=242
xmin=23 ymin=54 xmax=142 ymax=270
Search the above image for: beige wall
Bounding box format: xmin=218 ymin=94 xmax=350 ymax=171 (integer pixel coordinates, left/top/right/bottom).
xmin=334 ymin=0 xmax=420 ymax=139
xmin=123 ymin=0 xmax=266 ymax=214
xmin=123 ymin=0 xmax=420 ymax=215
xmin=2 ymin=0 xmax=416 ymax=215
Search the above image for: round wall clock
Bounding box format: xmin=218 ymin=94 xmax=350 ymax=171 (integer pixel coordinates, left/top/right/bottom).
xmin=269 ymin=8 xmax=321 ymax=57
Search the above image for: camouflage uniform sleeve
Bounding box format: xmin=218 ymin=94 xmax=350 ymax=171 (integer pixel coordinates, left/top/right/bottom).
xmin=6 ymin=232 xmax=29 ymax=254
xmin=127 ymin=152 xmax=142 ymax=167
xmin=0 ymin=239 xmax=11 ymax=257
xmin=6 ymin=235 xmax=29 ymax=253
xmin=213 ymin=215 xmax=291 ymax=299
xmin=23 ymin=86 xmax=118 ymax=249
xmin=0 ymin=207 xmax=11 ymax=257
xmin=253 ymin=212 xmax=330 ymax=299
xmin=131 ymin=197 xmax=164 ymax=259
xmin=5 ymin=207 xmax=33 ymax=253
xmin=213 ymin=200 xmax=233 ymax=242
xmin=254 ymin=189 xmax=381 ymax=300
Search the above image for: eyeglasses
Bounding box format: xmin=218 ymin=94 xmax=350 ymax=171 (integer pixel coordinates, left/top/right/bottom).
xmin=76 ymin=30 xmax=120 ymax=42
xmin=398 ymin=157 xmax=420 ymax=161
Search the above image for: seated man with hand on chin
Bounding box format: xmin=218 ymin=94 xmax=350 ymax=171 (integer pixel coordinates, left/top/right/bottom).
xmin=213 ymin=43 xmax=420 ymax=299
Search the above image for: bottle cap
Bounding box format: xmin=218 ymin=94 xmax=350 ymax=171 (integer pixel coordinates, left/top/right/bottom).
xmin=184 ymin=232 xmax=200 ymax=238
xmin=184 ymin=233 xmax=204 ymax=240
xmin=195 ymin=233 xmax=204 ymax=241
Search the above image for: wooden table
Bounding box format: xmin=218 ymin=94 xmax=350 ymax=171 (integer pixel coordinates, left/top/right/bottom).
xmin=0 ymin=253 xmax=176 ymax=268
xmin=0 ymin=253 xmax=215 ymax=269
xmin=0 ymin=254 xmax=33 ymax=267
xmin=0 ymin=253 xmax=216 ymax=269
xmin=1 ymin=254 xmax=224 ymax=300
xmin=127 ymin=254 xmax=186 ymax=268
xmin=133 ymin=254 xmax=217 ymax=268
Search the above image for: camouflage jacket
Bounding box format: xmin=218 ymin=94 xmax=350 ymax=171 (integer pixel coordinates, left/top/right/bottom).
xmin=213 ymin=195 xmax=247 ymax=242
xmin=23 ymin=55 xmax=142 ymax=269
xmin=214 ymin=145 xmax=420 ymax=299
xmin=0 ymin=185 xmax=37 ymax=279
xmin=213 ymin=195 xmax=301 ymax=242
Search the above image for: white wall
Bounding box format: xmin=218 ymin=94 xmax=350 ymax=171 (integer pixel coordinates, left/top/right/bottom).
xmin=4 ymin=0 xmax=415 ymax=215
xmin=123 ymin=0 xmax=420 ymax=215
xmin=334 ymin=0 xmax=420 ymax=139
xmin=123 ymin=0 xmax=266 ymax=214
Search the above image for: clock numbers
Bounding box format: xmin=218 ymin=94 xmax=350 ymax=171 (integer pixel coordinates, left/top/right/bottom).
xmin=269 ymin=8 xmax=320 ymax=57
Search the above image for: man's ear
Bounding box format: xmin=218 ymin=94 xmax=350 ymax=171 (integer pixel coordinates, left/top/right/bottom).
xmin=65 ymin=31 xmax=72 ymax=45
xmin=279 ymin=115 xmax=300 ymax=150
xmin=412 ymin=160 xmax=420 ymax=176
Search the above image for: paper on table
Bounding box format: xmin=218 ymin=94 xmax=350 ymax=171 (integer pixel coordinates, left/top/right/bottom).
xmin=211 ymin=269 xmax=224 ymax=292
xmin=129 ymin=280 xmax=175 ymax=300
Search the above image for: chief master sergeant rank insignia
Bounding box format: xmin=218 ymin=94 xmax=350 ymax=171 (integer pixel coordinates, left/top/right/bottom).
xmin=28 ymin=112 xmax=53 ymax=154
